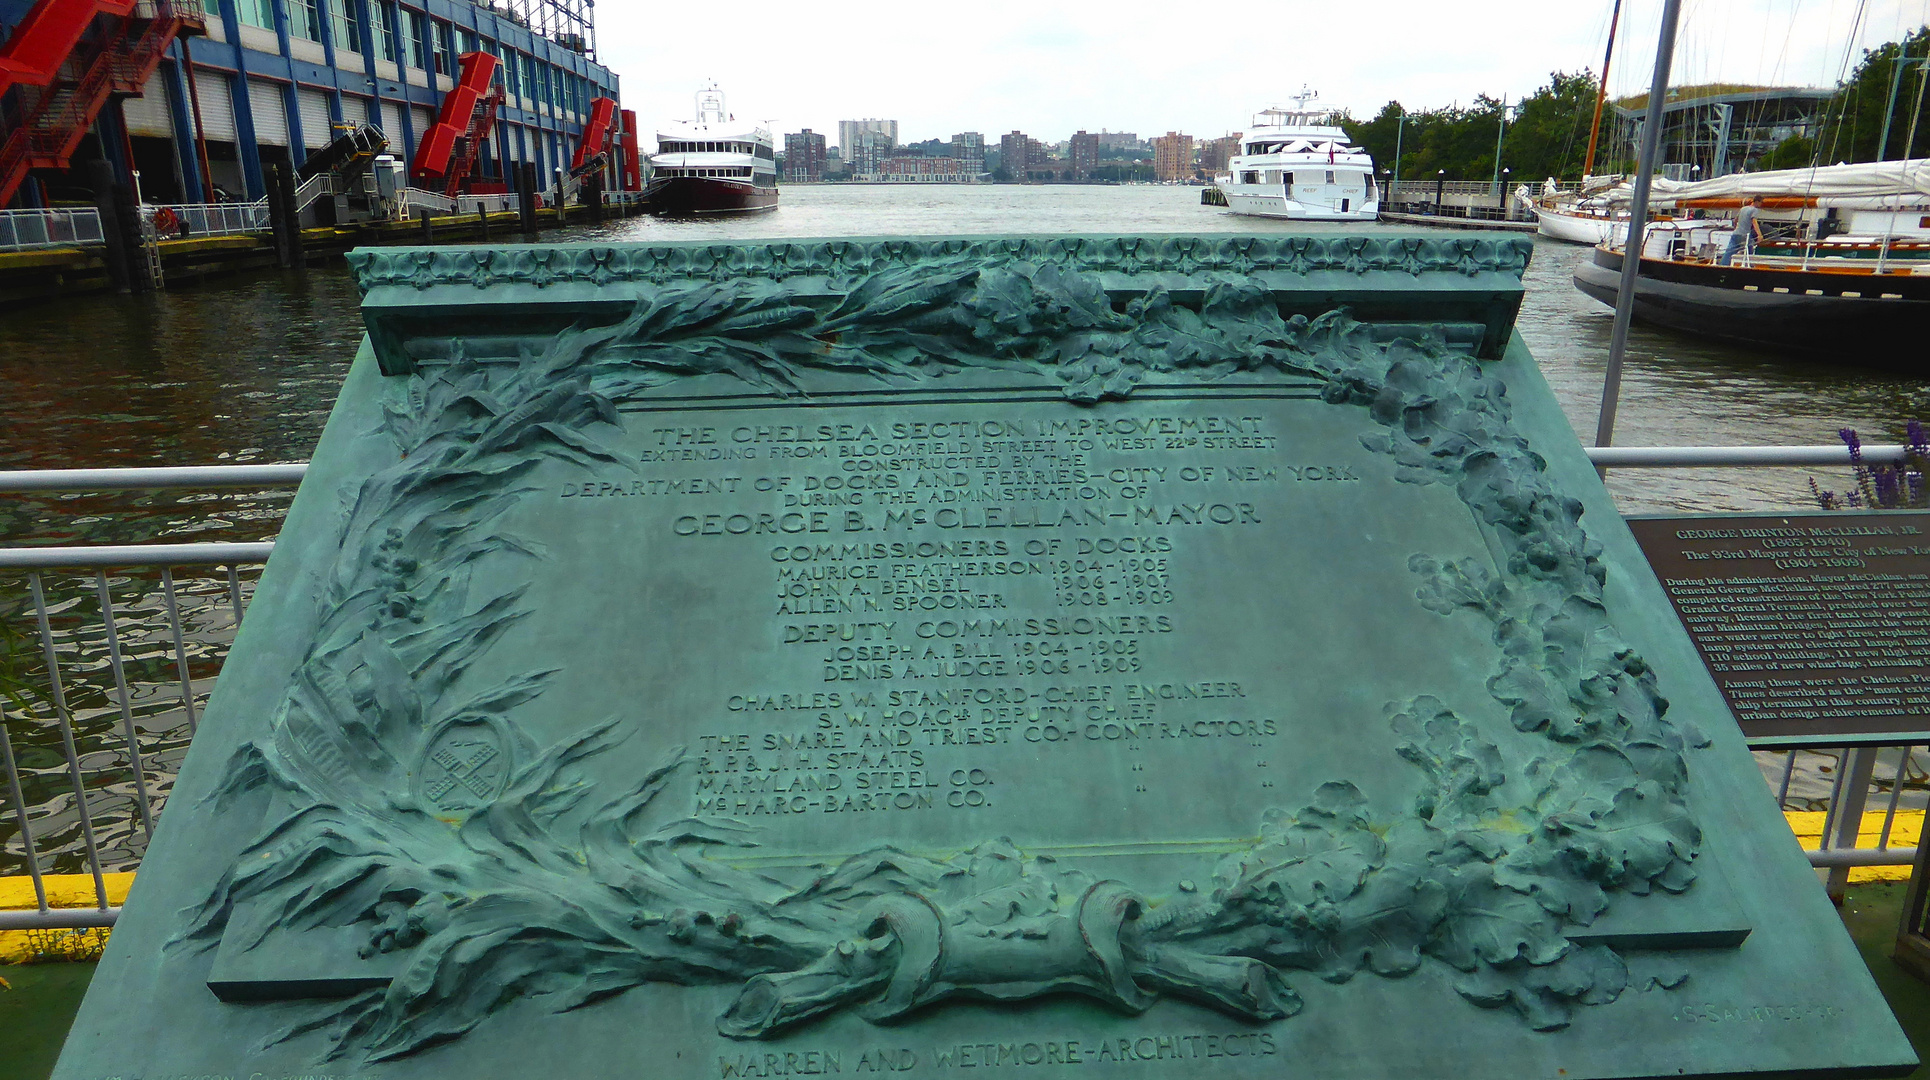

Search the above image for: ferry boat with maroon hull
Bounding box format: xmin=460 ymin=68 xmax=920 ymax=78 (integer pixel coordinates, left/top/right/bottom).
xmin=645 ymin=87 xmax=778 ymax=215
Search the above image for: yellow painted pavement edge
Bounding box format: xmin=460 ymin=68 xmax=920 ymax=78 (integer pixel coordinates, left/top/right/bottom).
xmin=0 ymin=873 xmax=134 ymax=964
xmin=0 ymin=813 xmax=1923 ymax=963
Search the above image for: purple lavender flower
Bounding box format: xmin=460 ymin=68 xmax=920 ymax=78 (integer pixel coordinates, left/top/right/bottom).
xmin=1909 ymin=419 xmax=1927 ymax=458
xmin=1875 ymin=466 xmax=1901 ymax=507
xmin=1810 ymin=476 xmax=1842 ymax=510
xmin=1841 ymin=427 xmax=1878 ymax=507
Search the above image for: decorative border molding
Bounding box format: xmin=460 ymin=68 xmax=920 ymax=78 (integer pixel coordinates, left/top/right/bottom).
xmin=347 ymin=234 xmax=1533 ymax=293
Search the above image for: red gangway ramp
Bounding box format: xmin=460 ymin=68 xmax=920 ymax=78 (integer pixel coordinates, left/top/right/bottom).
xmin=411 ymin=50 xmax=497 ymax=187
xmin=571 ymin=95 xmax=614 ymax=169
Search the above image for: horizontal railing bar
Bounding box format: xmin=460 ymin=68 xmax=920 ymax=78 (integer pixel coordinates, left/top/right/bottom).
xmin=1806 ymin=846 xmax=1918 ymax=868
xmin=0 ymin=907 xmax=119 ymax=930
xmin=0 ymin=542 xmax=274 ymax=569
xmin=1586 ymin=445 xmax=1910 ymax=467
xmin=0 ymin=449 xmax=1910 ymax=495
xmin=0 ymin=464 xmax=308 ymax=493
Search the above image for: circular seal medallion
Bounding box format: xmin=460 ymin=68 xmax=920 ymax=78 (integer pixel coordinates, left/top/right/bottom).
xmin=414 ymin=717 xmax=511 ymax=818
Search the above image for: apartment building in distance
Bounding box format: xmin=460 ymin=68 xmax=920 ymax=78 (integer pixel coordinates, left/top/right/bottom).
xmin=1068 ymin=130 xmax=1099 ymax=181
xmin=1095 ymin=130 xmax=1142 ymax=152
xmin=877 ymin=156 xmax=970 ymax=182
xmin=1199 ymin=134 xmax=1241 ymax=174
xmin=784 ymin=129 xmax=827 ymax=182
xmin=1152 ymin=132 xmax=1195 ymax=181
xmin=998 ymin=130 xmax=1052 ymax=180
xmin=847 ymin=128 xmax=897 ymax=178
xmin=838 ymin=118 xmax=899 ymax=159
xmin=951 ymin=132 xmax=986 ymax=177
xmin=999 ymin=131 xmax=1032 ymax=179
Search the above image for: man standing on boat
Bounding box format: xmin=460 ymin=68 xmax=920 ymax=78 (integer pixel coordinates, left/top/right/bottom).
xmin=1718 ymin=195 xmax=1765 ymax=266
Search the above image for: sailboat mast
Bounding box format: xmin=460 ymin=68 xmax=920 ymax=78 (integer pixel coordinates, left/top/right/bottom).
xmin=1582 ymin=0 xmax=1625 ymax=179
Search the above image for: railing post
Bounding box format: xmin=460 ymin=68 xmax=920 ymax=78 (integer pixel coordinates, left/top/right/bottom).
xmin=1827 ymin=748 xmax=1880 ymax=901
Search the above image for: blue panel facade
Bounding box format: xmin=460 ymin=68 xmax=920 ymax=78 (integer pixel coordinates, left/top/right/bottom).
xmin=2 ymin=0 xmax=618 ymax=203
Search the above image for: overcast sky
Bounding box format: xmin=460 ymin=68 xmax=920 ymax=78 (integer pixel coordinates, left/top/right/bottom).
xmin=596 ymin=0 xmax=1926 ymax=148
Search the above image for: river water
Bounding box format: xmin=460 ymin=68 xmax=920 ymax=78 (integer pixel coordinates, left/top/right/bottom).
xmin=3 ymin=183 xmax=1926 ymax=876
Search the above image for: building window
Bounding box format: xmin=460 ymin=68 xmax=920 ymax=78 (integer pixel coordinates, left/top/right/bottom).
xmin=502 ymin=50 xmax=520 ymax=97
xmin=407 ymin=8 xmax=429 ymax=70
xmin=374 ymin=1 xmax=398 ymax=62
xmin=238 ymin=0 xmax=274 ymax=30
xmin=318 ymin=0 xmax=353 ymax=50
xmin=374 ymin=1 xmax=397 ymax=60
xmin=434 ymin=20 xmax=454 ymax=72
xmin=459 ymin=28 xmax=476 ymax=52
xmin=521 ymin=54 xmax=535 ymax=102
xmin=290 ymin=0 xmax=322 ymax=42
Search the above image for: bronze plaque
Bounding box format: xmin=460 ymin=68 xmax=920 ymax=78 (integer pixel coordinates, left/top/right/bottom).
xmin=1627 ymin=512 xmax=1930 ymax=745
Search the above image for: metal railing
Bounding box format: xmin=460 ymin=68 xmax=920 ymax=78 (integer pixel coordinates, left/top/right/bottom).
xmin=1388 ymin=179 xmax=1549 ymax=199
xmin=150 ymin=202 xmax=269 ymax=238
xmin=0 ymin=207 xmax=105 ymax=252
xmin=403 ymin=187 xmax=458 ymax=215
xmin=0 ymin=445 xmax=1923 ymax=934
xmin=455 ymin=193 xmax=519 ymax=215
xmin=144 ymin=175 xmax=329 ymax=242
xmin=1 ymin=465 xmax=292 ymax=934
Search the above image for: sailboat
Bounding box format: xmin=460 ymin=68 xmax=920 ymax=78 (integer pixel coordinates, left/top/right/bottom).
xmin=1526 ymin=0 xmax=1644 ymax=244
xmin=1571 ymin=158 xmax=1930 ymax=359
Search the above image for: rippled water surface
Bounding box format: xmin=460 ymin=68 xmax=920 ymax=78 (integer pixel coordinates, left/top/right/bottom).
xmin=5 ymin=184 xmax=1928 ymax=874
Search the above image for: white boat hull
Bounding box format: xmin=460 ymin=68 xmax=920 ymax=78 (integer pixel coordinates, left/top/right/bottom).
xmin=1535 ymin=206 xmax=1627 ymax=245
xmin=1221 ymin=187 xmax=1378 ymax=221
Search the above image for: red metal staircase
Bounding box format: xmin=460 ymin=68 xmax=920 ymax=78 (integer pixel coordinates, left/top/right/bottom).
xmin=0 ymin=0 xmax=205 ymax=207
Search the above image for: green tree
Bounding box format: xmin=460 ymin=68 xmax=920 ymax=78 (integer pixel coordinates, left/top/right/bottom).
xmin=1756 ymin=134 xmax=1816 ymax=171
xmin=1340 ymin=70 xmax=1604 ymax=183
xmin=1815 ymin=27 xmax=1930 ymax=164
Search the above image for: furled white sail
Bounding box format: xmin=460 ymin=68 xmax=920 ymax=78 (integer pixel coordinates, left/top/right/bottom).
xmin=1640 ymin=158 xmax=1930 ymax=207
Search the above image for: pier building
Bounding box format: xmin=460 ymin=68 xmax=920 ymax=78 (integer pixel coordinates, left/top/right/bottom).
xmin=0 ymin=0 xmax=632 ymax=209
xmin=1607 ymin=86 xmax=1833 ymax=179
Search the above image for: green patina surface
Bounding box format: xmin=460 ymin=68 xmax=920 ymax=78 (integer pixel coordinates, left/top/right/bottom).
xmin=50 ymin=234 xmax=1917 ymax=1079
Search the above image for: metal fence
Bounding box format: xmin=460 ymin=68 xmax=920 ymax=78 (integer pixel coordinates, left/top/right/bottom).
xmin=0 ymin=467 xmax=294 ymax=933
xmin=152 ymin=202 xmax=270 ymax=238
xmin=0 ymin=208 xmax=105 ymax=252
xmin=0 ymin=447 xmax=1923 ymax=932
xmin=455 ymin=193 xmax=520 ymax=215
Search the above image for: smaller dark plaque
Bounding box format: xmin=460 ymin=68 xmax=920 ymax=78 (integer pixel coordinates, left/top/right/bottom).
xmin=1628 ymin=512 xmax=1930 ymax=745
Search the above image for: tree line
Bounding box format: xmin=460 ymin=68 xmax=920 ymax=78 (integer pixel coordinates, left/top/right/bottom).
xmin=1334 ymin=27 xmax=1928 ymax=183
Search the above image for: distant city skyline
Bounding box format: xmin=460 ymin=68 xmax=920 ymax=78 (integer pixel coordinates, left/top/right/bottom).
xmin=595 ymin=0 xmax=1918 ymax=146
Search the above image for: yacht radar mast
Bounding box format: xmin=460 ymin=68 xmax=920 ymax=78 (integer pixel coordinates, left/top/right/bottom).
xmin=696 ymin=86 xmax=727 ymax=125
xmin=1254 ymin=86 xmax=1327 ymax=128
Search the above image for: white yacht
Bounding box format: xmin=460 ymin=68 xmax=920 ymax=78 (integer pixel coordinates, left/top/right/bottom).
xmin=645 ymin=87 xmax=778 ymax=215
xmin=1215 ymin=90 xmax=1378 ymax=220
